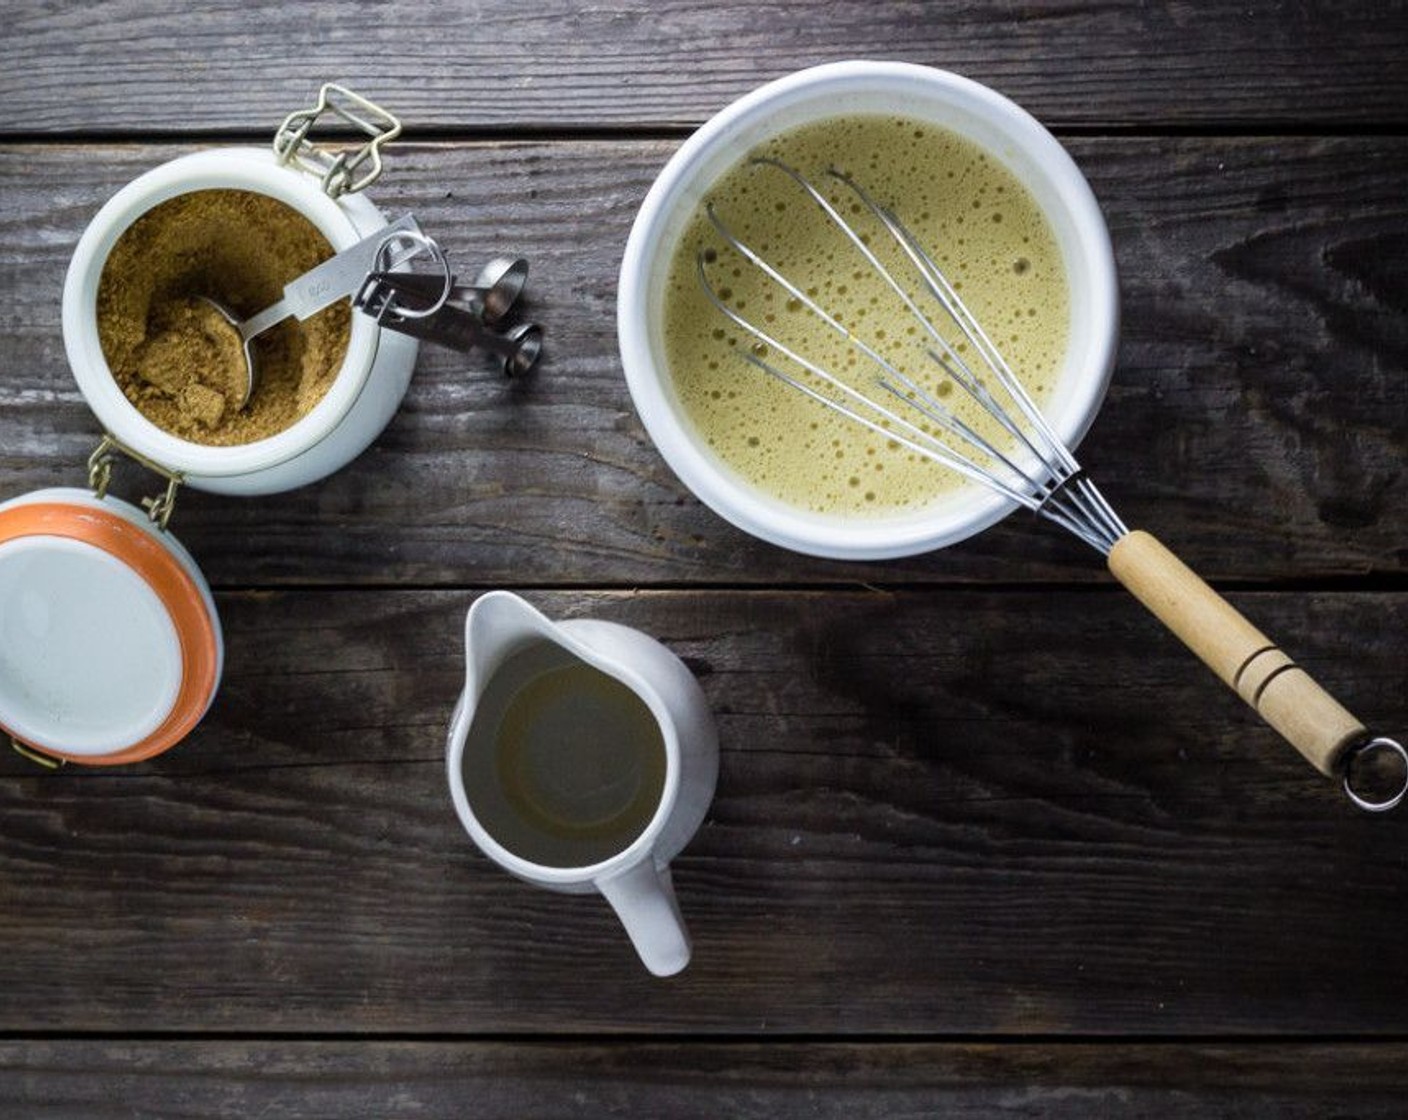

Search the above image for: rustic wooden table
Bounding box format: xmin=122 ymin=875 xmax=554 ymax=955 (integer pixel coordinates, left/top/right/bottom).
xmin=2 ymin=2 xmax=1406 ymax=1115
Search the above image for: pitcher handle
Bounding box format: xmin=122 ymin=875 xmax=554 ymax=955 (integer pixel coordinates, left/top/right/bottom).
xmin=597 ymin=860 xmax=691 ymax=977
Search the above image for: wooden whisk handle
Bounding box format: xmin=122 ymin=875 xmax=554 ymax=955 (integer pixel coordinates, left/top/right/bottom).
xmin=1107 ymin=530 xmax=1365 ymax=777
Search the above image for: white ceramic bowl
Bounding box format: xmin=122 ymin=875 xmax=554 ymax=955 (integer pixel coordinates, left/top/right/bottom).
xmin=618 ymin=61 xmax=1119 ymax=560
xmin=62 ymin=147 xmax=420 ymax=496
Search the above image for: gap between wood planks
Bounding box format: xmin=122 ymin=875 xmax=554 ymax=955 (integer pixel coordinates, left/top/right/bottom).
xmin=200 ymin=576 xmax=1408 ymax=595
xmin=2 ymin=1028 xmax=1407 ymax=1044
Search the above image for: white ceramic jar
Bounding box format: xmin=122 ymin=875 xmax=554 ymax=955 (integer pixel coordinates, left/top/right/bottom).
xmin=618 ymin=61 xmax=1120 ymax=560
xmin=62 ymin=145 xmax=419 ymax=496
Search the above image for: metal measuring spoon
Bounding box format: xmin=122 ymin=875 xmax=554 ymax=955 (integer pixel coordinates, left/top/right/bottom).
xmin=200 ymin=214 xmax=423 ymax=408
xmin=355 ymin=257 xmax=543 ymax=377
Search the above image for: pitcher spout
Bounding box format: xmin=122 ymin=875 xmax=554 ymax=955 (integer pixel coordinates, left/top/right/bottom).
xmin=462 ymin=590 xmax=562 ymax=700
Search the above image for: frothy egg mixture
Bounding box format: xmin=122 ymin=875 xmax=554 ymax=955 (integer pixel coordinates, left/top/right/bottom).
xmin=662 ymin=114 xmax=1069 ymax=518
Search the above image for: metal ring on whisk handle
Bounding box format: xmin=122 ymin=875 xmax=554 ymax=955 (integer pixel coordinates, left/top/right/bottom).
xmin=1342 ymin=736 xmax=1408 ymax=812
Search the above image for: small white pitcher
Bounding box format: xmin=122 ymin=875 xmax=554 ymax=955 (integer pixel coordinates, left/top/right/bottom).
xmin=446 ymin=591 xmax=718 ymax=976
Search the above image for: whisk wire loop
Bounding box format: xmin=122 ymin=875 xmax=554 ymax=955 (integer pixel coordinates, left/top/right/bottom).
xmin=694 ymin=255 xmax=1039 ymax=507
xmin=697 ymin=158 xmax=1128 ymax=555
xmin=836 ymin=169 xmax=1078 ymax=473
xmin=702 ymin=201 xmax=1045 ymax=505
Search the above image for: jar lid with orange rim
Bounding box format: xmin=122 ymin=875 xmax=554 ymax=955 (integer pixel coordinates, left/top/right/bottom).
xmin=0 ymin=484 xmax=222 ymax=767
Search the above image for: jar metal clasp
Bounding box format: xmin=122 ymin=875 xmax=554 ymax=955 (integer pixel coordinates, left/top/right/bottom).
xmin=88 ymin=433 xmax=184 ymax=531
xmin=273 ymin=83 xmax=403 ymax=199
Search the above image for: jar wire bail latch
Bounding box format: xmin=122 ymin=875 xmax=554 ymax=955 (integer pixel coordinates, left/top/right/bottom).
xmin=273 ymin=83 xmax=403 ymax=199
xmin=88 ymin=433 xmax=185 ymax=531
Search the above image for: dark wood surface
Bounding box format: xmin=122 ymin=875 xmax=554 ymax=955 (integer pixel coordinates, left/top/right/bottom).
xmin=1 ymin=2 xmax=1405 ymax=1115
xmin=4 ymin=1 xmax=1408 ymax=132
xmin=2 ymin=589 xmax=1405 ymax=1036
xmin=2 ymin=1041 xmax=1405 ymax=1119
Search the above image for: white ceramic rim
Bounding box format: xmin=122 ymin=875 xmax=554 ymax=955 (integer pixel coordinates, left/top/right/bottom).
xmin=61 ymin=147 xmax=381 ymax=478
xmin=445 ymin=593 xmax=683 ymax=887
xmin=0 ymin=487 xmax=224 ymax=754
xmin=617 ymin=60 xmax=1120 ymax=560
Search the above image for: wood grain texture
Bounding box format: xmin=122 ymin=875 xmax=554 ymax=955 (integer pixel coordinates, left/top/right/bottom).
xmin=2 ymin=2 xmax=1407 ymax=133
xmin=1 ymin=1040 xmax=1404 ymax=1119
xmin=1 ymin=589 xmax=1403 ymax=1034
xmin=0 ymin=137 xmax=1404 ymax=586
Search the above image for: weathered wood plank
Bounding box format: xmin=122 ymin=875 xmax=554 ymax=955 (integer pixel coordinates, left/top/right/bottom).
xmin=1 ymin=589 xmax=1403 ymax=1033
xmin=1 ymin=138 xmax=1403 ymax=585
xmin=1 ymin=1040 xmax=1404 ymax=1119
xmin=2 ymin=2 xmax=1407 ymax=133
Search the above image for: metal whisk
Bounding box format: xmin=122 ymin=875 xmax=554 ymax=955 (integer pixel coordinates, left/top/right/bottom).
xmin=698 ymin=158 xmax=1404 ymax=812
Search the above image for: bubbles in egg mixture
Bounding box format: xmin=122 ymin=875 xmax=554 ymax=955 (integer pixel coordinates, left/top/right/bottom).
xmin=662 ymin=115 xmax=1069 ymax=518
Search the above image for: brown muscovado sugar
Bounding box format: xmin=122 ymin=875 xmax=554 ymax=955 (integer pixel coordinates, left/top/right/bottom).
xmin=96 ymin=189 xmax=351 ymax=445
